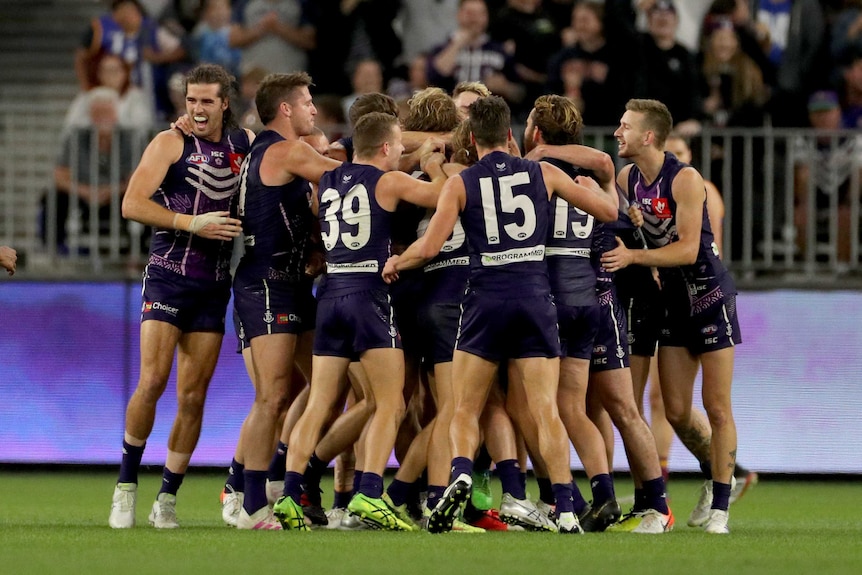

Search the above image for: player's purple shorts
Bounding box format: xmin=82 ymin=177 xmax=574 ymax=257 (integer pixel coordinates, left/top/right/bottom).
xmin=616 ymin=267 xmax=662 ymax=358
xmin=590 ymin=288 xmax=630 ymax=372
xmin=658 ymin=272 xmax=742 ymax=354
xmin=455 ymin=287 xmax=560 ymax=361
xmin=232 ymin=275 xmax=317 ymax=342
xmin=313 ymin=288 xmax=401 ymax=358
xmin=418 ymin=301 xmax=460 ymax=365
xmin=233 ymin=307 xmax=248 ymax=354
xmin=556 ymin=301 xmax=600 ymax=360
xmin=140 ymin=264 xmax=230 ymax=332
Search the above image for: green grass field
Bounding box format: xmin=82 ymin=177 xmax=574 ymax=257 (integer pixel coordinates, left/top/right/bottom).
xmin=1 ymin=470 xmax=860 ymax=575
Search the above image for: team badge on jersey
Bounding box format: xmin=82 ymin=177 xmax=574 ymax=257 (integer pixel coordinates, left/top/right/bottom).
xmin=652 ymin=198 xmax=672 ymax=219
xmin=229 ymin=153 xmax=244 ymax=174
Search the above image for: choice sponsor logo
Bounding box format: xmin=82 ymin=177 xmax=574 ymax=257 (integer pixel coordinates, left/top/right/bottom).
xmin=143 ymin=301 xmax=179 ymax=316
xmin=276 ymin=313 xmax=300 ymax=325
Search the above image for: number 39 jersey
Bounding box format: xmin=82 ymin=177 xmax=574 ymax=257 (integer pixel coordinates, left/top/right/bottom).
xmin=459 ymin=151 xmax=550 ymax=293
xmin=317 ymin=163 xmax=391 ymax=297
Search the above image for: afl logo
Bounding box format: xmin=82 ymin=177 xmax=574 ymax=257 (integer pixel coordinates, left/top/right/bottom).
xmin=187 ymin=154 xmax=210 ymax=165
xmin=701 ymin=324 xmax=718 ymax=335
xmin=593 ymin=345 xmax=607 ymax=354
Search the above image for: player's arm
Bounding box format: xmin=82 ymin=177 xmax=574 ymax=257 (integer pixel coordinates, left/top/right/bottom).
xmin=602 ymin=167 xmax=705 ymax=271
xmin=261 ymin=139 xmax=341 ymax=186
xmin=541 ymin=161 xmax=617 ymax=222
xmin=121 ymin=130 xmax=241 ymax=240
xmin=379 ymin=152 xmax=448 ymax=210
xmin=383 ymin=177 xmax=463 ymax=282
xmin=526 ymin=144 xmax=615 ymax=188
xmin=398 ymin=135 xmax=447 ymax=172
xmin=705 ymin=180 xmax=724 ymax=259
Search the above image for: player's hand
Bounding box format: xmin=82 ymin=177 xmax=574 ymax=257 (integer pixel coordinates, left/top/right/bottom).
xmin=304 ymin=246 xmax=327 ymax=278
xmin=185 ymin=211 xmax=242 ymax=240
xmin=628 ymin=204 xmax=644 ymax=228
xmin=382 ymin=255 xmax=400 ymax=284
xmin=171 ymin=114 xmax=193 ymax=136
xmin=600 ymin=236 xmax=634 ymax=273
xmin=524 ymin=144 xmax=546 ymax=161
xmin=574 ymin=175 xmax=600 ymax=191
xmin=0 ymin=245 xmax=17 ymax=276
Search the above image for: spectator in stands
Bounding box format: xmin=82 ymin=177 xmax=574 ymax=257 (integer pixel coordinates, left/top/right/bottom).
xmin=489 ymin=0 xmax=561 ymax=121
xmin=545 ymin=0 xmax=642 ymax=129
xmin=792 ymin=89 xmax=860 ymax=266
xmin=699 ymin=17 xmax=768 ymax=128
xmin=75 ymin=0 xmax=155 ymax=94
xmin=745 ymin=0 xmax=827 ymax=127
xmin=395 ymin=0 xmax=460 ymax=73
xmin=229 ymin=0 xmax=316 ymax=76
xmin=305 ymin=0 xmax=357 ymax=95
xmin=0 ymin=245 xmax=16 ymax=276
xmin=426 ymin=0 xmax=526 ymax=120
xmin=341 ymin=58 xmax=386 ymax=121
xmin=75 ymin=0 xmax=187 ymax=125
xmin=235 ymin=65 xmax=268 ymax=134
xmin=830 ymin=1 xmax=862 ymax=62
xmin=47 ymin=88 xmax=137 ymax=254
xmin=64 ymin=51 xmax=155 ymax=134
xmin=639 ymin=1 xmax=703 ymax=136
xmin=839 ymin=47 xmax=862 ymax=128
xmin=192 ymin=0 xmax=242 ymax=78
xmin=312 ymin=93 xmax=348 ymax=141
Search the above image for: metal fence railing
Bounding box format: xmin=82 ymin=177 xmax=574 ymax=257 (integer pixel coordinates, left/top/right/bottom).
xmin=2 ymin=113 xmax=860 ymax=286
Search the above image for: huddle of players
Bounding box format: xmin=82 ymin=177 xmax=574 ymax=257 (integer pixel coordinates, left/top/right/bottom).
xmin=222 ymin=80 xmax=737 ymax=534
xmin=109 ymin=62 xmax=740 ymax=536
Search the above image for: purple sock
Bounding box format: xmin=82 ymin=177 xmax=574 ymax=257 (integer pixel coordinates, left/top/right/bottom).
xmin=642 ymin=476 xmax=669 ymax=513
xmin=570 ymin=482 xmax=589 ymax=515
xmin=333 ymin=490 xmax=352 ymax=509
xmin=634 ymin=487 xmax=647 ymax=512
xmin=496 ymin=459 xmax=526 ymax=500
xmin=267 ymin=442 xmax=288 ymax=482
xmin=353 ymin=470 xmax=363 ymax=495
xmin=283 ymin=471 xmax=304 ymax=502
xmin=711 ymin=480 xmax=731 ymax=511
xmin=359 ymin=472 xmax=384 ymax=499
xmin=386 ymin=478 xmax=412 ymax=507
xmin=590 ymin=473 xmax=615 ymax=505
xmin=536 ymin=476 xmax=554 ymax=505
xmin=243 ymin=470 xmax=268 ymax=513
xmin=225 ymin=458 xmax=244 ymax=493
xmin=552 ymin=483 xmax=574 ymax=515
xmin=118 ymin=440 xmax=145 ymax=485
xmin=426 ymin=485 xmax=445 ymax=510
xmin=450 ymin=457 xmax=473 ymax=482
xmin=158 ymin=467 xmax=184 ymax=496
xmin=303 ymin=453 xmax=328 ymax=506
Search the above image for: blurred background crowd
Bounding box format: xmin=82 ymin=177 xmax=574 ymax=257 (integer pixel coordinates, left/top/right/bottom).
xmin=64 ymin=0 xmax=862 ymax=137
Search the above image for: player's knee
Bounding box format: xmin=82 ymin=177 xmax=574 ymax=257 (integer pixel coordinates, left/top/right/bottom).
xmin=176 ymin=388 xmax=207 ymax=418
xmin=704 ymin=403 xmax=732 ymax=429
